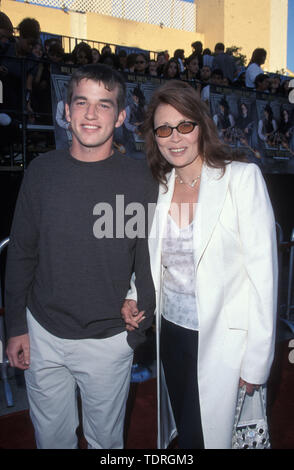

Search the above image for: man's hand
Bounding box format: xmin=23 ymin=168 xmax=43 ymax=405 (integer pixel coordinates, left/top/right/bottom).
xmin=239 ymin=378 xmax=260 ymax=395
xmin=121 ymin=299 xmax=145 ymax=332
xmin=6 ymin=334 xmax=30 ymax=370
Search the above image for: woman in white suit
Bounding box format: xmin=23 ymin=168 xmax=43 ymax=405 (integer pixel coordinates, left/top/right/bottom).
xmin=122 ymin=80 xmax=278 ymax=449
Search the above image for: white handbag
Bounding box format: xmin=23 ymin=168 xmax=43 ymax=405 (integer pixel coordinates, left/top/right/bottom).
xmin=232 ymin=385 xmax=271 ymax=449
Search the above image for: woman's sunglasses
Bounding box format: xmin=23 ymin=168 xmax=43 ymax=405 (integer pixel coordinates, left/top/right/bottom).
xmin=154 ymin=121 xmax=198 ymax=138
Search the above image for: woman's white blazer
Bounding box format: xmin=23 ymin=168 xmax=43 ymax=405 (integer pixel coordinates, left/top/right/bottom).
xmin=130 ymin=161 xmax=278 ymax=449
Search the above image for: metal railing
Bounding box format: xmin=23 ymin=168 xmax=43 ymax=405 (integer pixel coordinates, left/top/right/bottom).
xmin=0 ymin=237 xmax=13 ymax=407
xmin=286 ymin=228 xmax=294 ymax=319
xmin=278 ymin=226 xmax=294 ymax=335
xmin=0 ymin=238 xmax=9 ymax=309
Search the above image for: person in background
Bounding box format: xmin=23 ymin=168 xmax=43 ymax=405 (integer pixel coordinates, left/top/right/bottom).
xmin=126 ymin=53 xmax=137 ymax=73
xmin=232 ymin=68 xmax=246 ymax=88
xmin=0 ymin=11 xmax=14 ymax=127
xmin=122 ymin=80 xmax=277 ymax=450
xmin=245 ymin=48 xmax=267 ymax=88
xmin=31 ymin=40 xmax=44 ymax=60
xmin=100 ymin=52 xmax=120 ymax=69
xmin=0 ymin=17 xmax=41 ymax=122
xmin=191 ymin=41 xmax=203 ymax=69
xmin=162 ymin=58 xmax=181 ymax=80
xmin=200 ymin=68 xmax=224 ymax=104
xmin=269 ymin=75 xmax=281 ymax=95
xmin=62 ymin=53 xmax=75 ymax=65
xmin=212 ymin=42 xmax=237 ymax=84
xmin=280 ymin=79 xmax=292 ymax=98
xmin=156 ymin=51 xmax=167 ymax=77
xmin=0 ymin=11 xmax=14 ymax=55
xmin=43 ymin=37 xmax=60 ymax=58
xmin=202 ymin=48 xmax=214 ymax=68
xmin=147 ymin=59 xmax=158 ymax=77
xmin=181 ymin=53 xmax=200 ymax=81
xmin=173 ymin=49 xmax=185 ymax=74
xmin=101 ymin=44 xmax=112 ymax=55
xmin=254 ymin=73 xmax=270 ymax=93
xmin=47 ymin=42 xmax=64 ymax=69
xmin=134 ymin=53 xmax=149 ymax=75
xmin=199 ymin=65 xmax=211 ymax=88
xmin=72 ymin=42 xmax=92 ymax=65
xmin=27 ymin=41 xmax=64 ymax=124
xmin=91 ymin=48 xmax=100 ymax=64
xmin=117 ymin=49 xmax=128 ymax=71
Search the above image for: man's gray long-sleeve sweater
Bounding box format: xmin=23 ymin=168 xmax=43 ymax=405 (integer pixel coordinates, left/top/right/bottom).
xmin=5 ymin=149 xmax=158 ymax=350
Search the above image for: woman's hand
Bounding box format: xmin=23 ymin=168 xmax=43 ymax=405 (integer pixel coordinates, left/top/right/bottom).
xmin=121 ymin=299 xmax=145 ymax=331
xmin=239 ymin=378 xmax=260 ymax=395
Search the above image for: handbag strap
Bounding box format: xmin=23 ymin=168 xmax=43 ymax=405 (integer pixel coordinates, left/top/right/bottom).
xmin=233 ymin=385 xmax=247 ymax=430
xmin=233 ymin=385 xmax=267 ymax=430
xmin=257 ymin=386 xmax=267 ymax=421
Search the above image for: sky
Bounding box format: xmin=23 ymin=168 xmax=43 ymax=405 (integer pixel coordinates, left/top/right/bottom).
xmin=288 ymin=0 xmax=294 ymax=71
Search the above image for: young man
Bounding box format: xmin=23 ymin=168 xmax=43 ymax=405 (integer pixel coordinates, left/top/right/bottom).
xmin=5 ymin=64 xmax=157 ymax=449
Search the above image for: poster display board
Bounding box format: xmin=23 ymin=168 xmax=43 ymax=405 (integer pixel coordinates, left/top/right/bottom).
xmin=51 ymin=74 xmax=294 ymax=174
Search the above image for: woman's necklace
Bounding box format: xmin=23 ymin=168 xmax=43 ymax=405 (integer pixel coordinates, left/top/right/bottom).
xmin=175 ymin=173 xmax=201 ymax=188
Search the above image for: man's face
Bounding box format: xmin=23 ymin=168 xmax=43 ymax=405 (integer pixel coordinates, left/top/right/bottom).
xmin=19 ymin=36 xmax=35 ymax=54
xmin=135 ymin=55 xmax=148 ymax=73
xmin=211 ymin=73 xmax=223 ymax=85
xmin=148 ymin=61 xmax=157 ymax=74
xmin=0 ymin=28 xmax=12 ymax=44
xmin=200 ymin=66 xmax=211 ymax=81
xmin=188 ymin=58 xmax=199 ymax=75
xmin=48 ymin=51 xmax=63 ymax=63
xmin=65 ymin=78 xmax=125 ymax=158
xmin=258 ymin=78 xmax=269 ymax=91
xmin=156 ymin=54 xmax=166 ymax=66
xmin=76 ymin=50 xmax=89 ymax=65
xmin=118 ymin=54 xmax=127 ymax=69
xmin=32 ymin=43 xmax=43 ymax=58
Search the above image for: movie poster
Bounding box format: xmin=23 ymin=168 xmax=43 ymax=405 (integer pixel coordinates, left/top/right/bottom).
xmin=114 ymin=75 xmax=162 ymax=159
xmin=51 ymin=74 xmax=72 ymax=150
xmin=209 ymin=84 xmax=262 ymax=166
xmin=209 ymin=84 xmax=294 ymax=174
xmin=51 ymin=74 xmax=294 ymax=172
xmin=255 ymin=94 xmax=294 ymax=174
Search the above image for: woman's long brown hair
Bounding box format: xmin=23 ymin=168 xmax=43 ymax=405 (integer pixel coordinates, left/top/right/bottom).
xmin=142 ymin=80 xmax=246 ymax=186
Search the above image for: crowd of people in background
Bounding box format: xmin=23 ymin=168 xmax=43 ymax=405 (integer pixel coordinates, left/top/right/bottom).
xmin=0 ymin=12 xmax=293 ymax=133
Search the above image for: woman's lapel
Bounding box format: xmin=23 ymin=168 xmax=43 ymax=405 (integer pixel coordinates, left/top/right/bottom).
xmin=193 ymin=163 xmax=231 ymax=270
xmin=148 ymin=169 xmax=176 ymax=284
xmin=148 ymin=163 xmax=231 ymax=281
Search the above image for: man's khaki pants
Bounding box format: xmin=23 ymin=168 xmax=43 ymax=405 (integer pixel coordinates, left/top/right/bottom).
xmin=25 ymin=309 xmax=133 ymax=449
